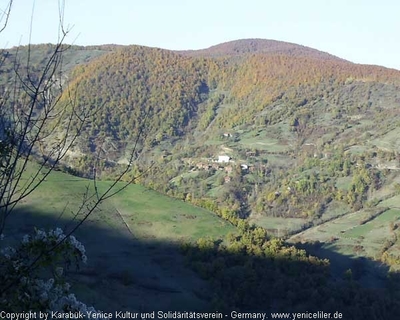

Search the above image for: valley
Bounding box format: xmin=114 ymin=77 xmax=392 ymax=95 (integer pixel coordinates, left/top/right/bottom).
xmin=3 ymin=38 xmax=400 ymax=316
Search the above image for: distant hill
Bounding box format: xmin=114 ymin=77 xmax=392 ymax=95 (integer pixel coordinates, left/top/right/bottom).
xmin=0 ymin=44 xmax=116 ymax=78
xmin=177 ymin=38 xmax=347 ymax=61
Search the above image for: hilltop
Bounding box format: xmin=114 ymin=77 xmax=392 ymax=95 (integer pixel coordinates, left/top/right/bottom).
xmin=177 ymin=38 xmax=346 ymax=61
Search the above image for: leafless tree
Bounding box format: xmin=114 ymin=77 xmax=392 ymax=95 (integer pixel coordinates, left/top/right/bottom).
xmin=0 ymin=0 xmax=147 ymax=298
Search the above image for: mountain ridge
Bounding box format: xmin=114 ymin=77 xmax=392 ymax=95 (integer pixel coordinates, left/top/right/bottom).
xmin=5 ymin=38 xmax=399 ymax=71
xmin=176 ymin=38 xmax=348 ymax=62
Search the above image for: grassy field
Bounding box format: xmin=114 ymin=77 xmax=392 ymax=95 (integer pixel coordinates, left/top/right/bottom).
xmin=371 ymin=127 xmax=400 ymax=152
xmin=113 ymin=186 xmax=234 ymax=242
xmin=237 ymin=128 xmax=292 ymax=152
xmin=249 ymin=201 xmax=350 ymax=237
xmin=288 ymin=199 xmax=400 ymax=281
xmin=289 ymin=207 xmax=397 ymax=256
xmin=249 ymin=215 xmax=309 ymax=236
xmin=378 ymin=194 xmax=400 ymax=208
xmin=15 ymin=163 xmax=234 ymax=240
xmin=285 ymin=205 xmax=400 ymax=287
xmin=335 ymin=176 xmax=353 ymax=191
xmin=5 ymin=164 xmax=236 ymax=312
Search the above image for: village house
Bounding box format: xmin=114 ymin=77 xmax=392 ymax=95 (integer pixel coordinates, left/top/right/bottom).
xmin=217 ymin=155 xmax=231 ymax=163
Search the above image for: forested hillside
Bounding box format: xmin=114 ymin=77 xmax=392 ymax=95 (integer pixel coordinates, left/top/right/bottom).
xmin=4 ymin=39 xmax=400 ymax=226
xmin=177 ymin=38 xmax=346 ymax=60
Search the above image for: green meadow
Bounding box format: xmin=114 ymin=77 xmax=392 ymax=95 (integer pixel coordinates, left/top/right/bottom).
xmin=5 ymin=164 xmax=235 ymax=311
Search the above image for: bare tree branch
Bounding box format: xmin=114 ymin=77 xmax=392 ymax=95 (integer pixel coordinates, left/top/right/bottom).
xmin=0 ymin=1 xmax=152 ymax=299
xmin=0 ymin=0 xmax=13 ymax=33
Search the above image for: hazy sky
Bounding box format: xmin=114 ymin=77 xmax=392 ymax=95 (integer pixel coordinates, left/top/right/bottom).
xmin=1 ymin=0 xmax=399 ymax=70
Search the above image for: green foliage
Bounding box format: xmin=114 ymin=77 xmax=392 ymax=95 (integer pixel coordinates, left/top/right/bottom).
xmin=182 ymin=225 xmax=400 ymax=317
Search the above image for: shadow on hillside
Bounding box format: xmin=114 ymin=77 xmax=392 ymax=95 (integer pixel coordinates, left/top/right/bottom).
xmin=294 ymin=241 xmax=390 ymax=288
xmin=3 ymin=206 xmax=211 ymax=312
xmin=3 ymin=206 xmax=400 ymax=319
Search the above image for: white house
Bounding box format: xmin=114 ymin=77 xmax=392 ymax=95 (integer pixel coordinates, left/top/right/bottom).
xmin=218 ymin=155 xmax=231 ymax=163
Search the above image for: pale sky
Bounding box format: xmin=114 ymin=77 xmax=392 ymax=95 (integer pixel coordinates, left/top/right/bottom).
xmin=1 ymin=0 xmax=399 ymax=70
